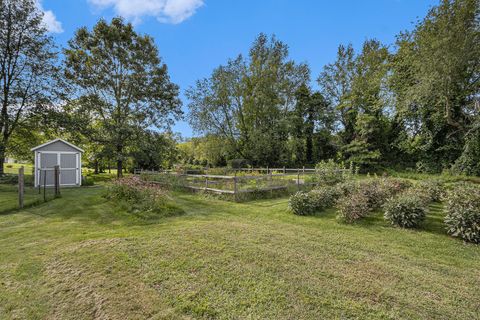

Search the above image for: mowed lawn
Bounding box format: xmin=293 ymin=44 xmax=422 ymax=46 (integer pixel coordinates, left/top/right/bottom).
xmin=0 ymin=187 xmax=479 ymax=319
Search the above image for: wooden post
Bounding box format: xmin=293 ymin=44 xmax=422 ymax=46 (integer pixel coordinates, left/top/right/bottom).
xmin=297 ymin=169 xmax=300 ymax=190
xmin=54 ymin=165 xmax=60 ymax=196
xmin=233 ymin=176 xmax=238 ymax=202
xmin=205 ymin=176 xmax=208 ymax=191
xmin=18 ymin=166 xmax=24 ymax=209
xmin=266 ymin=166 xmax=269 ymax=175
xmin=283 ymin=166 xmax=286 ymax=174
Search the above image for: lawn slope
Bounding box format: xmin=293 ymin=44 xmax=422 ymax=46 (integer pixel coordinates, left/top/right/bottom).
xmin=0 ymin=187 xmax=479 ymax=319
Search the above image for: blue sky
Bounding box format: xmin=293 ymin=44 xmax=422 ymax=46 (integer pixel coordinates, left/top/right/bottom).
xmin=41 ymin=0 xmax=438 ymax=137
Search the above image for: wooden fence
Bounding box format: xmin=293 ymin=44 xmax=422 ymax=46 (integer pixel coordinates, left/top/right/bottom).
xmin=136 ymin=168 xmax=326 ymax=201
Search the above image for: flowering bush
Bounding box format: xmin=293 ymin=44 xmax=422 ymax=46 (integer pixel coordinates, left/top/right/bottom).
xmin=444 ymin=183 xmax=480 ymax=243
xmin=336 ymin=192 xmax=371 ymax=223
xmin=383 ymin=193 xmax=427 ymax=228
xmin=106 ymin=177 xmax=183 ymax=219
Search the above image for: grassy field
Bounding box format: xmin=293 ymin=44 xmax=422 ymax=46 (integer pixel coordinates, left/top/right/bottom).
xmin=0 ymin=186 xmax=479 ymax=319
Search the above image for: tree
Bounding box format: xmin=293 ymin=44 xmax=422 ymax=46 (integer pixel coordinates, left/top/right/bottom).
xmin=187 ymin=33 xmax=309 ymax=166
xmin=0 ymin=0 xmax=58 ymax=174
xmin=64 ymin=18 xmax=182 ymax=177
xmin=130 ymin=130 xmax=178 ymax=170
xmin=317 ymin=44 xmax=356 ymax=144
xmin=390 ymin=0 xmax=480 ymax=172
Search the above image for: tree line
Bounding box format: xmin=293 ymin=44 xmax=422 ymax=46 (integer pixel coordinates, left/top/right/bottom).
xmin=187 ymin=0 xmax=480 ymax=174
xmin=1 ymin=0 xmax=479 ymax=177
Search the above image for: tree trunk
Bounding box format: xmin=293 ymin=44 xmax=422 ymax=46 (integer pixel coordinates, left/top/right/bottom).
xmin=117 ymin=159 xmax=123 ymax=178
xmin=0 ymin=146 xmax=5 ymax=176
xmin=94 ymin=160 xmax=99 ymax=174
xmin=116 ymin=144 xmax=123 ymax=178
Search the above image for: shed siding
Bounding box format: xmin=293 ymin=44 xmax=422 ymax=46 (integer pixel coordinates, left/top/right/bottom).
xmin=37 ymin=141 xmax=79 ymax=152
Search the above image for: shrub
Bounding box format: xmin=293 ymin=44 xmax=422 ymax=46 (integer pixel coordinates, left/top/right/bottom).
xmin=289 ymin=191 xmax=317 ymax=216
xmin=289 ymin=186 xmax=341 ymax=216
xmin=106 ymin=177 xmax=183 ymax=219
xmin=228 ymin=159 xmax=249 ymax=169
xmin=335 ymin=180 xmax=358 ymax=197
xmin=337 ymin=192 xmax=371 ymax=223
xmin=380 ymin=178 xmax=412 ymax=197
xmin=315 ymin=160 xmax=353 ymax=186
xmin=383 ymin=193 xmax=427 ymax=228
xmin=415 ymin=179 xmax=445 ymax=202
xmin=310 ymin=186 xmax=341 ymax=210
xmin=444 ymin=183 xmax=480 ymax=243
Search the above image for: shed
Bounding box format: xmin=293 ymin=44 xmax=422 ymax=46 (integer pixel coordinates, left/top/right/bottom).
xmin=31 ymin=139 xmax=83 ymax=187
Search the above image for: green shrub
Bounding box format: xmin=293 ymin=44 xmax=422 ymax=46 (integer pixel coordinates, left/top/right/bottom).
xmin=289 ymin=191 xmax=317 ymax=215
xmin=336 ymin=192 xmax=371 ymax=223
xmin=444 ymin=184 xmax=480 ymax=243
xmin=415 ymin=179 xmax=445 ymax=202
xmin=106 ymin=177 xmax=183 ymax=219
xmin=315 ymin=160 xmax=353 ymax=186
xmin=289 ymin=186 xmax=341 ymax=216
xmin=310 ymin=186 xmax=341 ymax=210
xmin=335 ymin=180 xmax=358 ymax=197
xmin=82 ymin=176 xmax=95 ymax=186
xmin=383 ymin=193 xmax=427 ymax=228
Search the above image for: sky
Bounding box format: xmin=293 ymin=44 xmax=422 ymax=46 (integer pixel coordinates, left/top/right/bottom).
xmin=40 ymin=0 xmax=439 ymax=137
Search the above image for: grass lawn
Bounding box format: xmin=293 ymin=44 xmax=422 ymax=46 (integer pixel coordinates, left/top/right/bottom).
xmin=0 ymin=187 xmax=479 ymax=319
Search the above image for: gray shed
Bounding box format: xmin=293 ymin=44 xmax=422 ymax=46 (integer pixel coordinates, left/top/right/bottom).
xmin=31 ymin=139 xmax=83 ymax=187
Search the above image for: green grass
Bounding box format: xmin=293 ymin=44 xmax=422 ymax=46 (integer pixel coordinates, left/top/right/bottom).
xmin=0 ymin=187 xmax=479 ymax=319
xmin=3 ymin=163 xmax=34 ymax=175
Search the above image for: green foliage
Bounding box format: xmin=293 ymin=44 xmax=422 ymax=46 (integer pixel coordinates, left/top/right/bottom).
xmin=415 ymin=179 xmax=446 ymax=202
xmin=289 ymin=186 xmax=340 ymax=215
xmin=105 ymin=177 xmax=183 ymax=219
xmin=228 ymin=159 xmax=250 ymax=169
xmin=315 ymin=160 xmax=354 ymax=186
xmin=444 ymin=183 xmax=480 ymax=243
xmin=64 ymin=17 xmax=182 ymax=177
xmin=289 ymin=192 xmax=317 ymax=216
xmin=0 ymin=0 xmax=59 ymax=175
xmin=383 ymin=193 xmax=427 ymax=228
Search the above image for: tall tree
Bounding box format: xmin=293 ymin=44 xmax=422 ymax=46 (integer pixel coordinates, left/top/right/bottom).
xmin=317 ymin=44 xmax=356 ymax=144
xmin=64 ymin=18 xmax=182 ymax=177
xmin=0 ymin=0 xmax=58 ymax=174
xmin=390 ymin=0 xmax=480 ymax=172
xmin=187 ymin=33 xmax=309 ymax=166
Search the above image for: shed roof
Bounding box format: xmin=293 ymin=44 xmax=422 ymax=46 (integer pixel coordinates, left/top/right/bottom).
xmin=31 ymin=138 xmax=84 ymax=152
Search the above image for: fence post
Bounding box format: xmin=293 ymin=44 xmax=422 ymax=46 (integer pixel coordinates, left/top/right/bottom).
xmin=18 ymin=166 xmax=24 ymax=209
xmin=233 ymin=176 xmax=238 ymax=202
xmin=54 ymin=165 xmax=60 ymax=196
xmin=283 ymin=166 xmax=286 ymax=174
xmin=205 ymin=176 xmax=208 ymax=191
xmin=297 ymin=169 xmax=300 ymax=190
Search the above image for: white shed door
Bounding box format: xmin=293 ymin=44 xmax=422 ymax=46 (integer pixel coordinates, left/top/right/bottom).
xmin=60 ymin=154 xmax=78 ymax=185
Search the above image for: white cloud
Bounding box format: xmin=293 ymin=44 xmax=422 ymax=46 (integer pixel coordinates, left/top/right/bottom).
xmin=36 ymin=1 xmax=63 ymax=33
xmin=88 ymin=0 xmax=204 ymax=24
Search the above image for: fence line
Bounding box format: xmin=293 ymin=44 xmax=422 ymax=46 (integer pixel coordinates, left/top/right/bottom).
xmin=137 ymin=168 xmax=332 ymax=201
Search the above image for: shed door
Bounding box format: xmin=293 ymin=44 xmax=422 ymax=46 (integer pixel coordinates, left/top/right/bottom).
xmin=39 ymin=153 xmax=57 ymax=186
xmin=60 ymin=153 xmax=78 ymax=185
